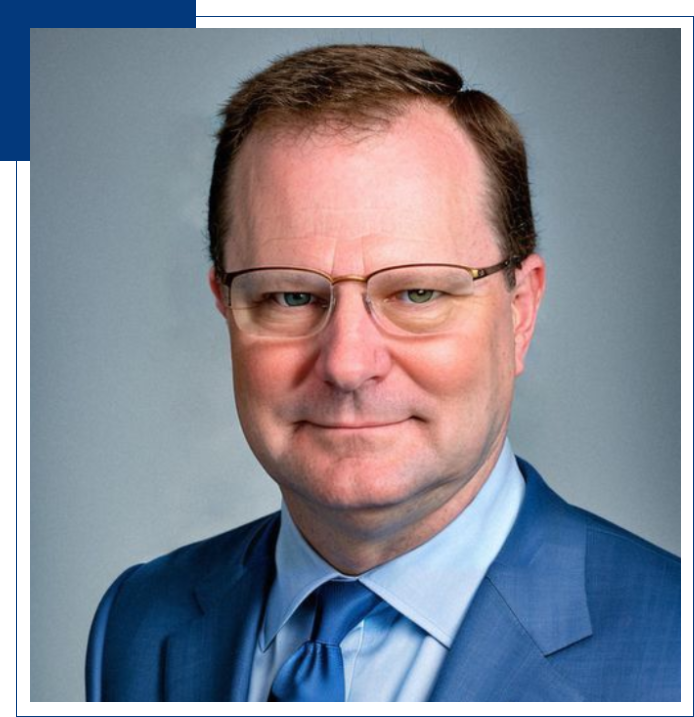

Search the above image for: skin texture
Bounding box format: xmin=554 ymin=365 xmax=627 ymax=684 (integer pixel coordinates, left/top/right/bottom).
xmin=209 ymin=102 xmax=545 ymax=574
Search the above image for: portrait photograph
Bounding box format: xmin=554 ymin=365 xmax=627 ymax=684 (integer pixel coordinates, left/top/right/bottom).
xmin=30 ymin=26 xmax=682 ymax=704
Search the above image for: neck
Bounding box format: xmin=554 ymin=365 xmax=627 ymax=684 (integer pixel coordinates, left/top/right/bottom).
xmin=282 ymin=443 xmax=505 ymax=575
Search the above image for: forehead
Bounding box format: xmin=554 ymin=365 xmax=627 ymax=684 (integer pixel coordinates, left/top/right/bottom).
xmin=226 ymin=103 xmax=498 ymax=270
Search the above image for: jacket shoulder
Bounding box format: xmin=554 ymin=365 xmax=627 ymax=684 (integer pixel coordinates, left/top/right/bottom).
xmin=578 ymin=505 xmax=680 ymax=590
xmin=519 ymin=457 xmax=679 ymax=581
xmin=557 ymin=502 xmax=679 ymax=700
xmin=120 ymin=512 xmax=279 ymax=595
xmin=87 ymin=512 xmax=280 ymax=700
xmin=106 ymin=512 xmax=280 ymax=626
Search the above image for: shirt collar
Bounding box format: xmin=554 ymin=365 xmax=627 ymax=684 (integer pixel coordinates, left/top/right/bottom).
xmin=260 ymin=439 xmax=525 ymax=650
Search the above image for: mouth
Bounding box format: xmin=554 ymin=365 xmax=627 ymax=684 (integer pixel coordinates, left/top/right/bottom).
xmin=302 ymin=418 xmax=412 ymax=431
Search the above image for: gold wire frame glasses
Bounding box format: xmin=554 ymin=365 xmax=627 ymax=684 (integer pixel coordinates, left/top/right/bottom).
xmin=220 ymin=258 xmax=520 ymax=338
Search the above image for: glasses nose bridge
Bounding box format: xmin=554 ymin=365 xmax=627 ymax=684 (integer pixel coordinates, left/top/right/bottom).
xmin=326 ymin=273 xmax=376 ymax=325
xmin=330 ymin=273 xmax=369 ymax=287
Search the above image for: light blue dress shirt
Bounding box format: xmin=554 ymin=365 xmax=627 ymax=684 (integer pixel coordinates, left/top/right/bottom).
xmin=247 ymin=439 xmax=525 ymax=701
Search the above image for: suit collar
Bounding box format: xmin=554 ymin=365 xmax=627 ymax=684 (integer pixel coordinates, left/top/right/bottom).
xmin=430 ymin=459 xmax=592 ymax=701
xmin=164 ymin=514 xmax=280 ymax=702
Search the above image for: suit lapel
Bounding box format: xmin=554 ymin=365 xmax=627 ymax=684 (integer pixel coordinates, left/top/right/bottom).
xmin=431 ymin=460 xmax=592 ymax=702
xmin=164 ymin=515 xmax=280 ymax=702
xmin=429 ymin=579 xmax=585 ymax=701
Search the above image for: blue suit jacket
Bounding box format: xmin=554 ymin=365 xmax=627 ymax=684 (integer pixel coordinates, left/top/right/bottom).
xmin=86 ymin=459 xmax=680 ymax=701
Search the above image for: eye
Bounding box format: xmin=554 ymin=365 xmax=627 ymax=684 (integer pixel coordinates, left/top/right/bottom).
xmin=272 ymin=292 xmax=316 ymax=307
xmin=400 ymin=289 xmax=441 ymax=304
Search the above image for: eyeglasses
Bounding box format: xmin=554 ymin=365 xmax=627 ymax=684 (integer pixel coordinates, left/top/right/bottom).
xmin=220 ymin=258 xmax=520 ymax=338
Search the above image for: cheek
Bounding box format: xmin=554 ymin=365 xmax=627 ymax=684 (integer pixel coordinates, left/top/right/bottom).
xmin=230 ymin=335 xmax=311 ymax=419
xmin=397 ymin=311 xmax=516 ymax=444
xmin=230 ymin=337 xmax=297 ymax=467
xmin=402 ymin=321 xmax=513 ymax=396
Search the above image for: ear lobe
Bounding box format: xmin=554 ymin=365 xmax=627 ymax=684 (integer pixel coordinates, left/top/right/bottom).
xmin=511 ymin=254 xmax=546 ymax=376
xmin=208 ymin=267 xmax=228 ymax=317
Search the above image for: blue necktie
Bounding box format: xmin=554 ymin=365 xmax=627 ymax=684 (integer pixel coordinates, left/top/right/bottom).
xmin=269 ymin=579 xmax=381 ymax=701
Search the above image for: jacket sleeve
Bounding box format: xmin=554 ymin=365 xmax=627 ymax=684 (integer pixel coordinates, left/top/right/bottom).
xmin=85 ymin=564 xmax=143 ymax=701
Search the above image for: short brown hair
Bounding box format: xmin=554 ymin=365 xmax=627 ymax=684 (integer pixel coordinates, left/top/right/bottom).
xmin=208 ymin=44 xmax=536 ymax=281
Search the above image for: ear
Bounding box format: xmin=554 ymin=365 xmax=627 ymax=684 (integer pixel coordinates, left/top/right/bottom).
xmin=208 ymin=267 xmax=228 ymax=318
xmin=511 ymin=254 xmax=546 ymax=376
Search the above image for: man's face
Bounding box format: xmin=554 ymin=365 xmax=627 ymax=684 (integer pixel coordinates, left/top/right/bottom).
xmin=211 ymin=103 xmax=543 ymax=527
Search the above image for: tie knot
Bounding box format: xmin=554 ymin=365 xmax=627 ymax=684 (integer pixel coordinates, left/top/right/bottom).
xmin=311 ymin=580 xmax=381 ymax=646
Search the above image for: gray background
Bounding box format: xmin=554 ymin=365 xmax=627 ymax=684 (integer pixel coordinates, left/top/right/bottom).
xmin=30 ymin=28 xmax=681 ymax=702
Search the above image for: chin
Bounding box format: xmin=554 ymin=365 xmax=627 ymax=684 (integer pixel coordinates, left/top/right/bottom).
xmin=274 ymin=455 xmax=446 ymax=513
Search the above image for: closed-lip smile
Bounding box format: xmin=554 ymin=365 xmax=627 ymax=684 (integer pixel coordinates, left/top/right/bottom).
xmin=304 ymin=419 xmax=410 ymax=430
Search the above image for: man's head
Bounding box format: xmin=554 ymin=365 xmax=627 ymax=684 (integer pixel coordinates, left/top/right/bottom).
xmin=207 ymin=45 xmax=545 ymax=556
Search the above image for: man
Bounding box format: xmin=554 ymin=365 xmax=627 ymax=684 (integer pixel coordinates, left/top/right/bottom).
xmin=85 ymin=44 xmax=680 ymax=701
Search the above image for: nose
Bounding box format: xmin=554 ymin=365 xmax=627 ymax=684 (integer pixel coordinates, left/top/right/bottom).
xmin=315 ymin=284 xmax=393 ymax=392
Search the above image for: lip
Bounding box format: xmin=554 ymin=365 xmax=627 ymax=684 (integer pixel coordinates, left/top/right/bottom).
xmin=303 ymin=419 xmax=411 ymax=430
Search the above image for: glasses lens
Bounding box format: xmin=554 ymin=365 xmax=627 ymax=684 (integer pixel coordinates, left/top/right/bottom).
xmin=229 ymin=269 xmax=332 ymax=337
xmin=368 ymin=265 xmax=474 ymax=334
